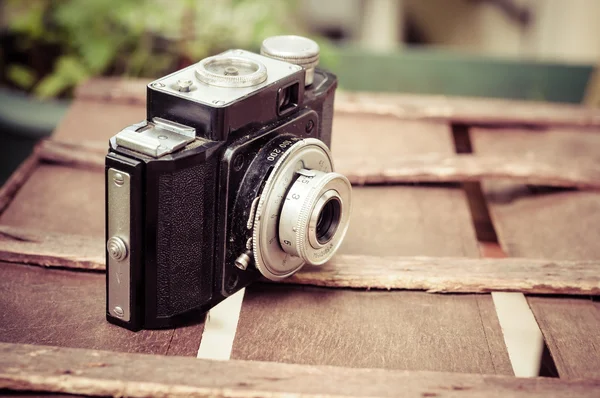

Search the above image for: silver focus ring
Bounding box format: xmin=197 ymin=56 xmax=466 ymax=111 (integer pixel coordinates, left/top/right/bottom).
xmin=195 ymin=55 xmax=267 ymax=88
xmin=279 ymin=171 xmax=351 ymax=265
xmin=252 ymin=139 xmax=334 ymax=280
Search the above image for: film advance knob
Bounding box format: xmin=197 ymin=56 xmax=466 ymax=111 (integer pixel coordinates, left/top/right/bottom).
xmin=260 ymin=35 xmax=320 ymax=86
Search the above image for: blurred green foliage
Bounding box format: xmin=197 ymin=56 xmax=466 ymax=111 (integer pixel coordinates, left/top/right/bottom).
xmin=5 ymin=0 xmax=312 ymax=98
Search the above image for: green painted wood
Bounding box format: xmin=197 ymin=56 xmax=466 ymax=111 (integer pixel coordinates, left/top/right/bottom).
xmin=321 ymin=47 xmax=593 ymax=103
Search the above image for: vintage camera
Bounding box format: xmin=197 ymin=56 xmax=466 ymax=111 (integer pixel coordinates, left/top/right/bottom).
xmin=105 ymin=36 xmax=352 ymax=331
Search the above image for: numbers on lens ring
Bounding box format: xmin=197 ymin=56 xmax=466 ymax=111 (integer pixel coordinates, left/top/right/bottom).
xmin=279 ymin=140 xmax=292 ymax=149
xmin=301 ymin=178 xmax=310 ymax=184
xmin=267 ymin=148 xmax=282 ymax=162
xmin=291 ymin=193 xmax=300 ymax=200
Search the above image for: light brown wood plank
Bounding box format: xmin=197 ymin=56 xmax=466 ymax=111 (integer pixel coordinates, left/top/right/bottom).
xmin=1 ymin=224 xmax=596 ymax=295
xmin=0 ymin=226 xmax=103 ymax=270
xmin=2 ymin=343 xmax=598 ymax=398
xmin=0 ymin=165 xmax=104 ymax=237
xmin=0 ymin=262 xmax=203 ymax=356
xmin=527 ymin=296 xmax=600 ymax=379
xmin=233 ymin=285 xmax=512 ymax=375
xmin=74 ymin=78 xmax=600 ymax=129
xmin=35 ymin=138 xmax=600 ymax=191
xmin=340 ymin=186 xmax=479 ymax=257
xmin=0 ymin=151 xmax=40 ymax=216
xmin=337 ymin=91 xmax=600 ymax=128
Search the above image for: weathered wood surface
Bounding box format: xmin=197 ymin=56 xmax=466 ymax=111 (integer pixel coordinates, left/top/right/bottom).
xmin=36 ymin=139 xmax=600 ymax=190
xmin=0 ymin=262 xmax=204 ymax=356
xmin=0 ymin=165 xmax=104 ymax=236
xmin=3 ymin=343 xmax=597 ymax=398
xmin=471 ymin=126 xmax=600 ymax=379
xmin=0 ymin=226 xmax=103 ymax=270
xmin=0 ymin=151 xmax=39 ymax=215
xmin=1 ymin=225 xmax=597 ymax=295
xmin=338 ymin=154 xmax=600 ymax=189
xmin=233 ymin=285 xmax=512 ymax=374
xmin=74 ymin=78 xmax=600 ymax=128
xmin=527 ymin=297 xmax=600 ymax=379
xmin=287 ymin=255 xmax=600 ymax=295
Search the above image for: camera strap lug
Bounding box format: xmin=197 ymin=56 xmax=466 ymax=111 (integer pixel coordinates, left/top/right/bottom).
xmin=114 ymin=117 xmax=196 ymax=158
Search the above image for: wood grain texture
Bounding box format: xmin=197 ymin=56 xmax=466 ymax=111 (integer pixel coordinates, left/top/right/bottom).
xmin=1 ymin=225 xmax=595 ymax=295
xmin=0 ymin=165 xmax=104 ymax=237
xmin=36 ymin=138 xmax=600 ymax=190
xmin=285 ymin=255 xmax=600 ymax=295
xmin=0 ymin=262 xmax=203 ymax=356
xmin=337 ymin=154 xmax=600 ymax=189
xmin=527 ymin=296 xmax=600 ymax=379
xmin=232 ymin=285 xmax=512 ymax=375
xmin=0 ymin=226 xmax=103 ymax=270
xmin=74 ymin=78 xmax=600 ymax=129
xmin=2 ymin=343 xmax=597 ymax=398
xmin=38 ymin=140 xmax=105 ymax=170
xmin=336 ymin=91 xmax=600 ymax=128
xmin=0 ymin=151 xmax=39 ymax=216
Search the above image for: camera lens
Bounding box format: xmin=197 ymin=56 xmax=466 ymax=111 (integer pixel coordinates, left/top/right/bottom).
xmin=252 ymin=138 xmax=352 ymax=280
xmin=277 ymin=170 xmax=351 ymax=264
xmin=316 ymin=196 xmax=341 ymax=244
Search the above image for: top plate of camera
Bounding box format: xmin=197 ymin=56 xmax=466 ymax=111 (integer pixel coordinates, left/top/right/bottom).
xmin=148 ymin=49 xmax=303 ymax=107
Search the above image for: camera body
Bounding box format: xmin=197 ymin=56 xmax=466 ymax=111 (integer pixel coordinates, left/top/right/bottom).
xmin=106 ymin=37 xmax=348 ymax=331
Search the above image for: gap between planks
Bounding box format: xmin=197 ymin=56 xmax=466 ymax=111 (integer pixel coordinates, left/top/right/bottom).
xmin=1 ymin=342 xmax=599 ymax=398
xmin=0 ymin=226 xmax=597 ymax=296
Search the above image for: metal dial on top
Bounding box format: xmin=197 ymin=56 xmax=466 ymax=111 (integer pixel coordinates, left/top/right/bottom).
xmin=195 ymin=55 xmax=267 ymax=88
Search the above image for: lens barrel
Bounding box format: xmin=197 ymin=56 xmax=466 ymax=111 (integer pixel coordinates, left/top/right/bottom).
xmin=278 ymin=169 xmax=351 ymax=265
xmin=251 ymin=138 xmax=352 ymax=280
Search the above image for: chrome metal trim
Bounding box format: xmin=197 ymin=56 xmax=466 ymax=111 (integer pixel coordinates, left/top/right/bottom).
xmin=107 ymin=168 xmax=131 ymax=322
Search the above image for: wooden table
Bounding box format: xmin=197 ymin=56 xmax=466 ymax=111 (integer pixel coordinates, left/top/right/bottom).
xmin=0 ymin=79 xmax=598 ymax=396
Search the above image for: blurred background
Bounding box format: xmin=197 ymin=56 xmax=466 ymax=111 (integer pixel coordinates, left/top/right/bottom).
xmin=1 ymin=0 xmax=599 ymax=183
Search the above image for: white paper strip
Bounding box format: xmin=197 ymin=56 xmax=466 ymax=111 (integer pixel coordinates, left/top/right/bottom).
xmin=492 ymin=292 xmax=544 ymax=377
xmin=196 ymin=288 xmax=246 ymax=360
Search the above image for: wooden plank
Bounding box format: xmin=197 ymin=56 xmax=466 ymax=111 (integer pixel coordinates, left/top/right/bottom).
xmin=74 ymin=78 xmax=600 ymax=129
xmin=38 ymin=138 xmax=600 ymax=190
xmin=1 ymin=224 xmax=596 ymax=295
xmin=336 ymin=91 xmax=600 ymax=128
xmin=0 ymin=262 xmax=203 ymax=356
xmin=0 ymin=226 xmax=103 ymax=270
xmin=3 ymin=343 xmax=598 ymax=398
xmin=0 ymin=151 xmax=39 ymax=216
xmin=233 ymin=285 xmax=512 ymax=375
xmin=0 ymin=165 xmax=104 ymax=237
xmin=527 ymin=296 xmax=600 ymax=379
xmin=471 ymin=126 xmax=600 ymax=379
